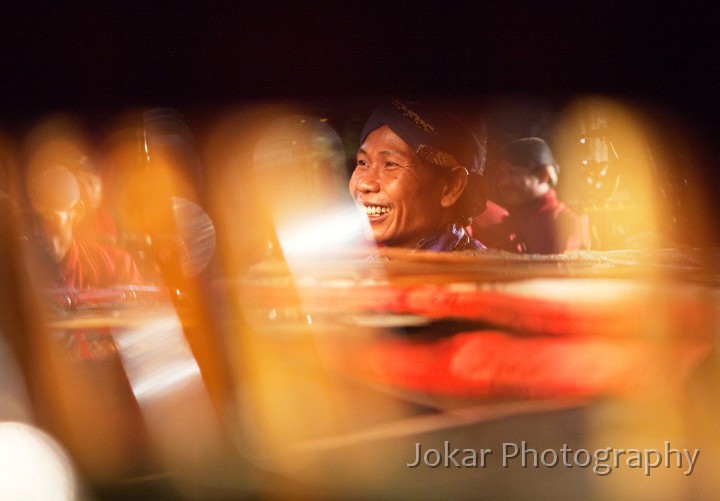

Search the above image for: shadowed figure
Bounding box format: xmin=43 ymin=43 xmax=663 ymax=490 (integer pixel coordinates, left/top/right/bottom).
xmin=25 ymin=164 xmax=143 ymax=289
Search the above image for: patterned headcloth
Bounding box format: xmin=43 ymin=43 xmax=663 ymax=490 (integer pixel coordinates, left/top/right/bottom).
xmin=359 ymin=98 xmax=486 ymax=175
xmin=359 ymin=98 xmax=488 ymax=219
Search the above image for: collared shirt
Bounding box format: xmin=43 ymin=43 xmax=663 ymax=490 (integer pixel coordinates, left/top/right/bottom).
xmin=411 ymin=223 xmax=486 ymax=252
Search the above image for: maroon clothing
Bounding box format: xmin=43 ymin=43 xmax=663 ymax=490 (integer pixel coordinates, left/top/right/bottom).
xmin=473 ymin=189 xmax=589 ymax=254
xmin=467 ymin=200 xmax=508 ymax=239
xmin=76 ymin=205 xmax=119 ymax=245
xmin=51 ymin=238 xmax=144 ymax=289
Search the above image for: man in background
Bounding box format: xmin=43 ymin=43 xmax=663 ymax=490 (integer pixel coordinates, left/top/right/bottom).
xmin=66 ymin=155 xmax=119 ymax=245
xmin=25 ymin=164 xmax=143 ymax=289
xmin=473 ymin=137 xmax=589 ymax=254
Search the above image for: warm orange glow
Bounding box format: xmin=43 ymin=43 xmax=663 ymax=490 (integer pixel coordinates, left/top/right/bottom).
xmin=1 ymin=96 xmax=718 ymax=498
xmin=553 ymin=96 xmax=708 ymax=251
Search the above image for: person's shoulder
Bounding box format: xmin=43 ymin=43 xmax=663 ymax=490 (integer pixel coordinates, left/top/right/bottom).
xmin=465 ymin=238 xmax=486 ymax=251
xmin=473 ymin=200 xmax=509 ymax=229
xmin=77 ymin=237 xmax=145 ymax=285
xmin=78 ymin=238 xmax=133 ymax=259
xmin=75 ymin=238 xmax=141 ymax=277
xmin=456 ymin=230 xmax=487 ymax=251
xmin=554 ymin=200 xmax=581 ymax=223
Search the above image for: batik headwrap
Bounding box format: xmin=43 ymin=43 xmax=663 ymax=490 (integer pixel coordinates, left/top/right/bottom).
xmin=359 ymin=98 xmax=488 ymax=219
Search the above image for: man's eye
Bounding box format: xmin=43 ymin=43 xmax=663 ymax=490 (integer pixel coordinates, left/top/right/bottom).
xmin=356 ymin=159 xmax=368 ymax=167
xmin=384 ymin=161 xmax=399 ymax=168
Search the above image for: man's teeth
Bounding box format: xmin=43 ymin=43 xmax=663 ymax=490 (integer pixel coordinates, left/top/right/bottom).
xmin=364 ymin=205 xmax=391 ymax=215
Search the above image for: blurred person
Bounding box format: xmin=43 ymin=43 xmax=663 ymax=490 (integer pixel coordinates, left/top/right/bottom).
xmin=349 ymin=98 xmax=488 ymax=251
xmin=473 ymin=137 xmax=589 ymax=254
xmin=66 ymin=155 xmax=119 ymax=244
xmin=25 ymin=164 xmax=143 ymax=289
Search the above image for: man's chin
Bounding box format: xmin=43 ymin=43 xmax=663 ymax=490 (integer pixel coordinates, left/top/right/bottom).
xmin=47 ymin=252 xmax=66 ymax=264
xmin=369 ymin=228 xmax=392 ymax=247
xmin=48 ymin=245 xmax=69 ymax=264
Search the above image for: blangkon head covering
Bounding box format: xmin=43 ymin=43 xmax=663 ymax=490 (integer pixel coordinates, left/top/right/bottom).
xmin=360 ymin=98 xmax=488 ymax=219
xmin=360 ymin=98 xmax=486 ymax=175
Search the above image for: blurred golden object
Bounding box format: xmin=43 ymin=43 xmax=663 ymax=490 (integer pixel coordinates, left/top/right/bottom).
xmin=1 ymin=95 xmax=718 ymax=499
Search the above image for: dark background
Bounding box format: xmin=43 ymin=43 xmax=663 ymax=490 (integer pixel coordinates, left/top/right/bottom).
xmin=1 ymin=3 xmax=717 ymax=127
xmin=2 ymin=2 xmax=718 ymax=240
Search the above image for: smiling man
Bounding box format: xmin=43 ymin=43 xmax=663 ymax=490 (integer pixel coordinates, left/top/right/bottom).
xmin=349 ymin=98 xmax=487 ymax=251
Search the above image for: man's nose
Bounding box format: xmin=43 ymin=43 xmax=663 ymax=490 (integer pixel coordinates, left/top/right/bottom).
xmin=356 ymin=166 xmax=381 ymax=193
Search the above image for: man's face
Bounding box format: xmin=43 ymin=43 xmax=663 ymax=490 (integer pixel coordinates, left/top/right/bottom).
xmin=495 ymin=161 xmax=545 ymax=208
xmin=349 ymin=125 xmax=447 ymax=247
xmin=76 ymin=170 xmax=103 ymax=213
xmin=31 ymin=200 xmax=80 ymax=263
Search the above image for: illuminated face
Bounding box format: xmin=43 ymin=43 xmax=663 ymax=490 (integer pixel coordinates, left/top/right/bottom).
xmin=349 ymin=125 xmax=448 ymax=248
xmin=496 ymin=161 xmax=546 ymax=208
xmin=31 ymin=199 xmax=81 ymax=263
xmin=75 ymin=170 xmax=103 ymax=213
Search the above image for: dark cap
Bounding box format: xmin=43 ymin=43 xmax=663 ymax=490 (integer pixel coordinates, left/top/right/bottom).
xmin=501 ymin=137 xmax=556 ymax=169
xmin=360 ymin=98 xmax=486 ymax=175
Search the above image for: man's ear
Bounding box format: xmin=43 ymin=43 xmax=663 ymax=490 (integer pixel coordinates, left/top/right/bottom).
xmin=546 ymin=164 xmax=559 ymax=186
xmin=440 ymin=166 xmax=469 ymax=208
xmin=70 ymin=199 xmax=85 ymax=225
